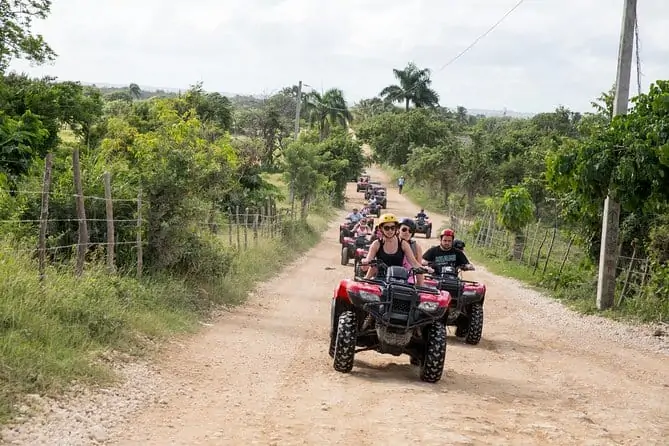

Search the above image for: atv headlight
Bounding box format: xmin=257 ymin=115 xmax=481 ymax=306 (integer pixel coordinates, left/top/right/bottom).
xmin=418 ymin=301 xmax=439 ymax=312
xmin=359 ymin=291 xmax=380 ymax=302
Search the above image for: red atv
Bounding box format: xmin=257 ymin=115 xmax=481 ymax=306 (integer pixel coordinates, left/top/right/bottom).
xmin=424 ymin=259 xmax=486 ymax=345
xmin=352 ymin=243 xmax=371 ymax=278
xmin=356 ymin=175 xmax=371 ymax=192
xmin=338 ymin=220 xmax=356 ymax=244
xmin=341 ymin=235 xmax=371 ymax=266
xmin=329 ymin=259 xmax=451 ymax=383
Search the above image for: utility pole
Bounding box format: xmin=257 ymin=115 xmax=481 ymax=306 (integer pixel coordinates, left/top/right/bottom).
xmin=290 ymin=80 xmax=303 ymax=215
xmin=294 ymin=80 xmax=303 ymax=140
xmin=596 ymin=0 xmax=636 ymax=310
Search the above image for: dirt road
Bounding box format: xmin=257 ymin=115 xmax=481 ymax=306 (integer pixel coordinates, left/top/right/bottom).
xmin=5 ymin=166 xmax=669 ymax=446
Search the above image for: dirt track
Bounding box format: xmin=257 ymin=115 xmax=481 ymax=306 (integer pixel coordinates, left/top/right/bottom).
xmin=5 ymin=166 xmax=669 ymax=445
xmin=93 ymin=165 xmax=666 ymax=446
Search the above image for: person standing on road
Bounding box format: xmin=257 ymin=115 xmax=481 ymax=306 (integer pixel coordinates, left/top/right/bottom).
xmin=398 ymin=176 xmax=405 ymax=194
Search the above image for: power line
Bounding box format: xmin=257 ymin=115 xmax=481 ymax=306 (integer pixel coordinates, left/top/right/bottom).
xmin=437 ymin=0 xmax=526 ymax=72
xmin=317 ymin=0 xmax=527 ymax=111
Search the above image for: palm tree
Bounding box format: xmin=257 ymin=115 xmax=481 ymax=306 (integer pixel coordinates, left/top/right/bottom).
xmin=380 ymin=62 xmax=440 ymax=111
xmin=128 ymin=83 xmax=142 ymax=100
xmin=304 ymin=88 xmax=353 ymax=140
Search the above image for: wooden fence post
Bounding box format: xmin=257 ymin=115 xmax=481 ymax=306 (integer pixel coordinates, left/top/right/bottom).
xmin=38 ymin=153 xmax=54 ymax=282
xmin=253 ymin=212 xmax=259 ymax=245
xmin=244 ymin=207 xmax=249 ymax=249
xmin=103 ymin=172 xmax=116 ymax=273
xmin=228 ymin=207 xmax=233 ymax=245
xmin=136 ymin=188 xmax=143 ymax=279
xmin=555 ymin=235 xmax=575 ymax=289
xmin=541 ymin=227 xmax=558 ymax=276
xmin=235 ymin=205 xmax=240 ymax=248
xmin=72 ymin=149 xmax=88 ymax=276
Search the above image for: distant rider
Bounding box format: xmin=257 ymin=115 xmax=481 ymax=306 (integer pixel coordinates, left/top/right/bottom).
xmin=346 ymin=208 xmax=363 ymax=223
xmin=415 ymin=208 xmax=427 ymax=220
xmin=353 ymin=217 xmax=373 ymax=237
xmin=398 ymin=176 xmax=405 ymax=194
xmin=361 ymin=213 xmax=431 ymax=279
xmin=422 ymin=228 xmax=474 ymax=270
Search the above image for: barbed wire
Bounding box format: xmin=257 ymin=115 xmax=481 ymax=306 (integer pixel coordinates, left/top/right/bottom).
xmin=0 ymin=189 xmax=139 ymax=202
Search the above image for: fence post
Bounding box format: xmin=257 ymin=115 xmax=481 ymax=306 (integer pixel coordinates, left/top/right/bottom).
xmin=38 ymin=153 xmax=54 ymax=282
xmin=556 ymin=235 xmax=575 ymax=285
xmin=253 ymin=211 xmax=259 ymax=245
xmin=541 ymin=227 xmax=558 ymax=276
xmin=228 ymin=207 xmax=233 ymax=245
xmin=244 ymin=207 xmax=249 ymax=249
xmin=617 ymin=244 xmax=637 ymax=306
xmin=136 ymin=188 xmax=143 ymax=279
xmin=72 ymin=149 xmax=88 ymax=276
xmin=235 ymin=205 xmax=240 ymax=248
xmin=527 ymin=220 xmax=541 ymax=266
xmin=533 ymin=231 xmax=549 ymax=274
xmin=103 ymin=172 xmax=116 ymax=273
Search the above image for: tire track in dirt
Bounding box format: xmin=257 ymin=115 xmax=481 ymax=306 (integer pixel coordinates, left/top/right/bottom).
xmin=102 ymin=165 xmax=669 ymax=446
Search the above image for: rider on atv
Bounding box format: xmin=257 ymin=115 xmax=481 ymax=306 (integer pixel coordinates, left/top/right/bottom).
xmin=398 ymin=217 xmax=426 ymax=286
xmin=361 ymin=213 xmax=432 ymax=279
xmin=346 ymin=208 xmax=363 ymax=223
xmin=422 ymin=228 xmax=475 ymax=270
xmin=352 ymin=217 xmax=373 ymax=237
xmin=416 ymin=209 xmax=428 ymax=220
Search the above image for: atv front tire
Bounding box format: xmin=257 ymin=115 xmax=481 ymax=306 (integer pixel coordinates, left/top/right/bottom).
xmin=425 ymin=226 xmax=432 ymax=239
xmin=341 ymin=247 xmax=349 ymax=266
xmin=419 ymin=322 xmax=447 ymax=383
xmin=464 ymin=303 xmax=483 ymax=345
xmin=333 ymin=311 xmax=357 ymax=373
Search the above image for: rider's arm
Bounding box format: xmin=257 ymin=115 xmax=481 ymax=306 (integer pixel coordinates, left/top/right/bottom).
xmin=362 ymin=240 xmax=380 ymax=264
xmin=401 ymin=240 xmax=423 ymax=269
xmin=457 ymin=250 xmax=475 ymax=270
xmin=421 ymin=246 xmax=434 ymax=265
xmin=414 ymin=243 xmax=424 ymax=263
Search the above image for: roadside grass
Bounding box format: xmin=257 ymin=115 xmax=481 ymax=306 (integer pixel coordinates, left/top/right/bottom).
xmin=380 ymin=166 xmax=667 ymax=324
xmin=0 ymin=187 xmax=334 ymax=423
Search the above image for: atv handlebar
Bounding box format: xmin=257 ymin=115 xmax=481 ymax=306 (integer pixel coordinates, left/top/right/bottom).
xmin=363 ymin=258 xmax=430 ymax=275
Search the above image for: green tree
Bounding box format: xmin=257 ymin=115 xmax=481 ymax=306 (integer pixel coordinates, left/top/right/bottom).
xmin=282 ymin=139 xmax=326 ymax=219
xmin=304 ymin=88 xmax=353 ymax=140
xmin=497 ymin=185 xmax=536 ymax=259
xmin=380 ymin=62 xmax=440 ymax=111
xmin=0 ymin=0 xmax=56 ymax=72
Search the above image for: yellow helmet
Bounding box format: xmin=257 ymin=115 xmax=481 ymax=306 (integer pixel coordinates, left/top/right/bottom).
xmin=377 ymin=213 xmax=399 ymax=225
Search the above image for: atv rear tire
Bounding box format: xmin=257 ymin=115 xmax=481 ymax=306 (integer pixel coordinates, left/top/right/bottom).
xmin=333 ymin=311 xmax=357 ymax=373
xmin=464 ymin=303 xmax=483 ymax=345
xmin=419 ymin=322 xmax=447 ymax=383
xmin=341 ymin=247 xmax=349 ymax=266
xmin=354 ymin=261 xmax=363 ymax=278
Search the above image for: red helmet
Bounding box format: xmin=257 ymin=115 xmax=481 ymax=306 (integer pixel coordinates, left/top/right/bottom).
xmin=440 ymin=228 xmax=455 ymax=239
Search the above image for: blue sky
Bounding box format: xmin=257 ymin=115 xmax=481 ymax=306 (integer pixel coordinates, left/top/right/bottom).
xmin=8 ymin=0 xmax=669 ymax=113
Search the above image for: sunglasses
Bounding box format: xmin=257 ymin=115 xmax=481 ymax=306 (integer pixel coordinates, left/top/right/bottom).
xmin=381 ymin=225 xmax=397 ymax=231
xmin=400 ymin=227 xmax=411 ymax=233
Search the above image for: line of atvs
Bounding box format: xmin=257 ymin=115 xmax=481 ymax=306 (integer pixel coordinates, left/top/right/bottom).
xmin=332 ymin=217 xmax=487 ymax=383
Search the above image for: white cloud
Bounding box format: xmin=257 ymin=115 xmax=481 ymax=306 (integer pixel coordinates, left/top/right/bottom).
xmin=7 ymin=0 xmax=669 ymax=113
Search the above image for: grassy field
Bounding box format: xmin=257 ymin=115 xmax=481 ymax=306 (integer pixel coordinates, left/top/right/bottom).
xmin=0 ymin=180 xmax=334 ymax=423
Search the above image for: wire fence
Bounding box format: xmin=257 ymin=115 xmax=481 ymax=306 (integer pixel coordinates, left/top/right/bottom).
xmin=444 ymin=206 xmax=651 ymax=306
xmin=0 ymin=152 xmax=295 ymax=282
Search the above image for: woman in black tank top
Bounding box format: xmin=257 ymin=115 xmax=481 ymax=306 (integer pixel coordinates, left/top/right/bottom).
xmin=361 ymin=213 xmax=427 ymax=280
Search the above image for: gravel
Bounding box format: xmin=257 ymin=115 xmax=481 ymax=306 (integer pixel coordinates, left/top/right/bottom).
xmin=0 ymin=357 xmax=163 ymax=445
xmin=1 ymin=269 xmax=666 ymax=445
xmin=477 ymin=264 xmax=669 ymax=356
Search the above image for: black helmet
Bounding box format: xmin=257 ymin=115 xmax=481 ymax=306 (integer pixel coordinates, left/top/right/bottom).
xmin=399 ymin=217 xmax=416 ymax=235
